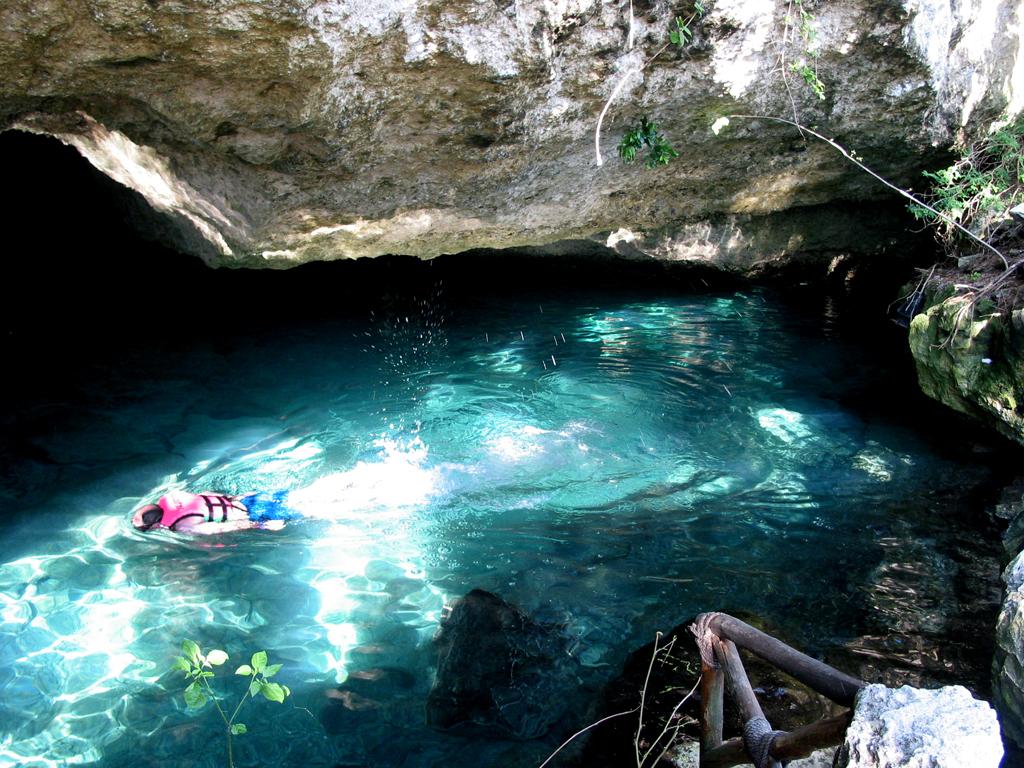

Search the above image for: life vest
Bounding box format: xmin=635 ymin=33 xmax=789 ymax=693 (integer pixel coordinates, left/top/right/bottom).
xmin=156 ymin=491 xmax=248 ymax=531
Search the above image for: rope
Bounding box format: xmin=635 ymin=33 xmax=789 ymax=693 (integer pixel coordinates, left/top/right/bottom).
xmin=689 ymin=612 xmax=723 ymax=668
xmin=743 ymin=716 xmax=786 ymax=768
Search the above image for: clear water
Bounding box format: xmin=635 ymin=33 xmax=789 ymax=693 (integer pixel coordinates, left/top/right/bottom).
xmin=0 ymin=285 xmax=1004 ymax=767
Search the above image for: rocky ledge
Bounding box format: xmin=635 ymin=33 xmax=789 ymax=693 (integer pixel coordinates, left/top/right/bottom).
xmin=0 ymin=0 xmax=1020 ymax=270
xmin=908 ymin=283 xmax=1024 ymax=446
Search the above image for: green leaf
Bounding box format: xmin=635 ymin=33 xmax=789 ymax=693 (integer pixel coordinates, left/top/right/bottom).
xmin=184 ymin=681 xmax=206 ymax=709
xmin=261 ymin=681 xmax=286 ymax=704
xmin=172 ymin=657 xmax=191 ymax=674
xmin=235 ymin=665 xmax=253 ymax=676
xmin=282 ymin=684 xmax=291 ymax=698
xmin=182 ymin=639 xmax=201 ymax=664
xmin=230 ymin=723 xmax=248 ymax=736
xmin=251 ymin=651 xmax=268 ymax=674
xmin=206 ymin=649 xmax=229 ymax=666
xmin=263 ymin=663 xmax=282 ymax=679
xmin=671 ymin=17 xmax=692 ymax=48
xmin=200 ymin=671 xmax=215 ymax=679
xmin=249 ymin=679 xmax=262 ymax=698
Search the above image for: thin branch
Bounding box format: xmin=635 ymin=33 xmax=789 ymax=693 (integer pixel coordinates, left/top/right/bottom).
xmin=199 ymin=676 xmax=234 ymax=768
xmin=200 ymin=676 xmax=230 ymax=727
xmin=724 ymin=113 xmax=1010 ymax=269
xmin=935 ymin=257 xmax=1024 ymax=348
xmin=777 ymin=1 xmax=805 ymax=134
xmin=228 ymin=688 xmax=251 ymax=725
xmin=635 ymin=631 xmax=663 ymax=766
xmin=536 ymin=631 xmax=701 ymax=768
xmin=596 ymin=67 xmax=642 ymax=167
xmin=536 ymin=706 xmax=641 ymax=768
xmin=887 ymin=263 xmax=935 ymax=316
xmin=641 ymin=675 xmax=702 ymax=767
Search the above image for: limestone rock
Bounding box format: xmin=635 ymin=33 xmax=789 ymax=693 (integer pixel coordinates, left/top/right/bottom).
xmin=993 ymin=549 xmax=1024 ymax=748
xmin=995 ymin=477 xmax=1024 ymax=556
xmin=0 ymin=0 xmax=1020 ymax=268
xmin=909 ymin=295 xmax=1024 ymax=445
xmin=840 ymin=684 xmax=1003 ymax=767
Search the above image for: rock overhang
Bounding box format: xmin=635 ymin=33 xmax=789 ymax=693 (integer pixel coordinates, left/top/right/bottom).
xmin=0 ymin=0 xmax=1020 ymax=270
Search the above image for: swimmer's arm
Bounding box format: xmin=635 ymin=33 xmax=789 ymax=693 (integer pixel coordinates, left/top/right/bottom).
xmin=187 ymin=519 xmax=287 ymax=534
xmin=189 ymin=520 xmax=260 ymax=535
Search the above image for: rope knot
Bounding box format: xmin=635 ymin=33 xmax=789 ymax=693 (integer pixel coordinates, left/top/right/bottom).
xmin=743 ymin=716 xmax=787 ymax=768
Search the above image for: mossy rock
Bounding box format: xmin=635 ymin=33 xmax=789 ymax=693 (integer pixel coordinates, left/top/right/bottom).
xmin=908 ymin=295 xmax=1024 ymax=445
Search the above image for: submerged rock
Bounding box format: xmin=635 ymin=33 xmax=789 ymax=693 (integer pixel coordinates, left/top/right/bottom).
xmin=839 ymin=684 xmax=1002 ymax=767
xmin=426 ymin=589 xmax=579 ymax=739
xmin=0 ymin=1 xmax=1019 ymax=269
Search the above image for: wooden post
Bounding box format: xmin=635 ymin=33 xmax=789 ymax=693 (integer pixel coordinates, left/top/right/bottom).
xmin=700 ymin=657 xmax=725 ymax=751
xmin=706 ymin=613 xmax=864 ymax=707
xmin=714 ymin=637 xmax=766 ymax=723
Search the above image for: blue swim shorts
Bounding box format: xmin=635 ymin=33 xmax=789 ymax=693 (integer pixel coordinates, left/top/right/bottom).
xmin=240 ymin=491 xmax=304 ymax=523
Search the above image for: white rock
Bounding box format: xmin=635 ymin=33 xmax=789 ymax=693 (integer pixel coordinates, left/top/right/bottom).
xmin=842 ymin=684 xmax=1002 ymax=768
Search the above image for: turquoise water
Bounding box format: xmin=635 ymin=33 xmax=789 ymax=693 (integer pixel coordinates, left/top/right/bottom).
xmin=0 ymin=284 xmax=1004 ymax=767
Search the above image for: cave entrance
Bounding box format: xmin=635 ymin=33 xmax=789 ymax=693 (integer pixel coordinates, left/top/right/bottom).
xmin=0 ymin=129 xmax=209 ymax=337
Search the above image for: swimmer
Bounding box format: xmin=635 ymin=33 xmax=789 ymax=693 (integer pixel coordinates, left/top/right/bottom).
xmin=132 ymin=489 xmax=301 ymax=534
xmin=133 ymin=444 xmax=443 ymax=535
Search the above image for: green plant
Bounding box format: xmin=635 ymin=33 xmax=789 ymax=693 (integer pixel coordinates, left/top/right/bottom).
xmin=668 ymin=3 xmax=705 ymax=48
xmin=618 ymin=116 xmax=679 ymax=168
xmin=775 ymin=0 xmax=826 ymax=121
xmin=791 ymin=61 xmax=825 ymax=100
xmin=172 ymin=639 xmax=291 ymax=768
xmin=795 ymin=0 xmax=816 ymax=47
xmin=668 ymin=16 xmax=693 ymax=47
xmin=792 ymin=0 xmax=824 ymax=100
xmin=908 ymin=114 xmax=1024 ymax=247
xmin=595 ymin=1 xmax=707 ymax=166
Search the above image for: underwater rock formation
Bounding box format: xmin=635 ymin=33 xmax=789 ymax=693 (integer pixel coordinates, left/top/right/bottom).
xmin=426 ymin=589 xmax=579 ymax=739
xmin=908 ymin=293 xmax=1024 ymax=446
xmin=839 ymin=684 xmax=1003 ymax=767
xmin=0 ymin=0 xmax=1020 ymax=269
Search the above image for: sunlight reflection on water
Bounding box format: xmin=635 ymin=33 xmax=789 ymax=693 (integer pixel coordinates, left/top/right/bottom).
xmin=0 ymin=289 xmax=1001 ymax=767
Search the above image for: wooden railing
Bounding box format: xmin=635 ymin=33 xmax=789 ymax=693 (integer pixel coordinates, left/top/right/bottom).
xmin=690 ymin=612 xmax=866 ymax=768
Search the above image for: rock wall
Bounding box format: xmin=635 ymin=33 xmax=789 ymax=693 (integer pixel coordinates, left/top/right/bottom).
xmin=0 ymin=0 xmax=1020 ymax=269
xmin=908 ymin=290 xmax=1024 ymax=445
xmin=992 ymin=480 xmax=1024 ymax=749
xmin=994 ymin=547 xmax=1024 ymax=748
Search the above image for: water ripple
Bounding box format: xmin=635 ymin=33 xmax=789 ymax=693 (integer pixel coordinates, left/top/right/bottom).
xmin=0 ymin=289 xmax=998 ymax=767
